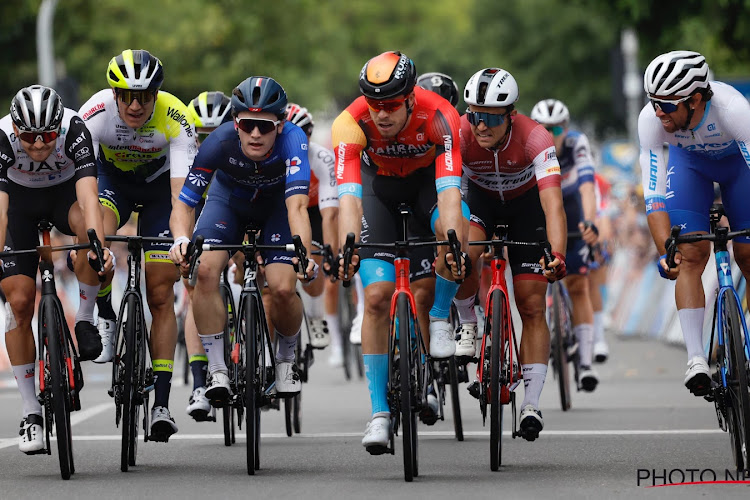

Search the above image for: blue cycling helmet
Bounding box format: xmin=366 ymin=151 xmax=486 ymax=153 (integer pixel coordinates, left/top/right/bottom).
xmin=231 ymin=76 xmax=288 ymax=119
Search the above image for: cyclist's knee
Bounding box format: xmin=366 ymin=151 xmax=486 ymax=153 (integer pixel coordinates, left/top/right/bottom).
xmin=413 ymin=282 xmax=434 ymax=311
xmin=679 ymin=241 xmax=710 ymax=271
xmin=364 ymin=284 xmax=391 ymax=317
xmin=515 ymin=289 xmax=545 ymax=322
xmin=5 ymin=290 xmax=35 ymax=325
xmin=271 ymin=281 xmax=297 ymax=306
xmin=146 ymin=280 xmax=176 ymax=311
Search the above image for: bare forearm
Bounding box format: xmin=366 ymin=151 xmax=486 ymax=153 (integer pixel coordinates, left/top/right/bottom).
xmin=170 ymin=201 xmax=195 ymax=240
xmin=287 ymin=196 xmax=312 ymax=252
xmin=338 ymin=196 xmax=362 ymax=247
xmin=436 ymin=187 xmax=465 ymax=243
xmin=579 ymin=182 xmax=597 ymax=222
xmin=647 ymin=211 xmax=672 ymax=254
xmin=540 ymin=188 xmax=567 ymax=255
xmin=321 ymin=207 xmax=339 ymax=251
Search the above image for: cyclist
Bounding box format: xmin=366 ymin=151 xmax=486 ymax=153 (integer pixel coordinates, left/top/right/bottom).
xmin=285 ymin=103 xmax=343 ymax=364
xmin=169 ymin=76 xmax=316 ymax=402
xmin=332 ymin=51 xmax=467 ymax=453
xmin=640 ymin=50 xmax=750 ymax=396
xmin=451 ymin=68 xmax=567 ymax=441
xmin=0 ymin=85 xmax=113 ymax=453
xmin=182 ymin=90 xmax=233 ymax=421
xmin=79 ymin=49 xmax=196 ymax=440
xmin=530 ymin=98 xmax=600 ymax=391
xmin=416 ymin=72 xmax=461 ymax=109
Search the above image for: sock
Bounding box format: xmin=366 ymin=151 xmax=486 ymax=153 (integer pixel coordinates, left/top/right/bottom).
xmin=276 ymin=331 xmax=299 ymax=362
xmin=326 ymin=313 xmax=341 ymax=349
xmin=199 ymin=333 xmax=227 ymax=374
xmin=521 ymin=363 xmax=548 ymax=409
xmin=13 ymin=363 xmax=42 ymax=417
xmin=593 ymin=311 xmax=605 ymax=344
xmin=678 ymin=308 xmax=706 ymax=360
xmin=429 ymin=274 xmax=460 ymax=321
xmin=308 ymin=294 xmax=324 ymax=319
xmin=453 ymin=295 xmax=477 ymax=324
xmin=96 ymin=283 xmax=117 ymax=321
xmin=354 ymin=274 xmax=365 ymax=316
xmin=364 ymin=354 xmax=389 ymax=415
xmin=575 ymin=323 xmax=595 ymax=367
xmin=75 ymin=282 xmax=100 ymax=325
xmin=189 ymin=355 xmax=208 ymax=389
xmin=152 ymin=360 xmax=173 ymax=408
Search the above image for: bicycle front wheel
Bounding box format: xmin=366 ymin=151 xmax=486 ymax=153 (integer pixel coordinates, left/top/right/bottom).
xmin=489 ymin=289 xmax=502 ymax=471
xmin=43 ymin=301 xmax=73 ymax=480
xmin=550 ymin=284 xmax=572 ymax=411
xmin=723 ymin=295 xmax=750 ymax=473
xmin=244 ymin=294 xmax=263 ymax=475
xmin=397 ymin=293 xmax=416 ymax=482
xmin=448 ymin=356 xmax=464 ymax=441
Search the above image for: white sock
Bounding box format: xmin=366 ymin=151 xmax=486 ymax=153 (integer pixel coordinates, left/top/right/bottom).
xmin=453 ymin=296 xmax=477 ymax=324
xmin=199 ymin=333 xmax=227 ymax=374
xmin=593 ymin=311 xmax=605 ymax=343
xmin=276 ymin=331 xmax=299 ymax=362
xmin=13 ymin=363 xmax=42 ymax=417
xmin=326 ymin=313 xmax=341 ymax=349
xmin=75 ymin=282 xmax=100 ymax=325
xmin=575 ymin=323 xmax=595 ymax=367
xmin=354 ymin=274 xmax=365 ymax=316
xmin=678 ymin=308 xmax=706 ymax=360
xmin=308 ymin=294 xmax=324 ymax=319
xmin=521 ymin=363 xmax=548 ymax=409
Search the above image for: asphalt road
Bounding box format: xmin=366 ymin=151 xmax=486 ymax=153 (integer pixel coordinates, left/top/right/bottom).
xmin=1 ymin=332 xmax=748 ymax=499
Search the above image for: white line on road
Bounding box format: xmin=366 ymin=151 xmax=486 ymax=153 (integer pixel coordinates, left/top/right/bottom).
xmin=0 ymin=428 xmax=723 ymax=447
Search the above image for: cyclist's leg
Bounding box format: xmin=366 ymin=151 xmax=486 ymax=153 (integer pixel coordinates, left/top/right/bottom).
xmin=300 ymin=205 xmax=329 ymax=349
xmin=665 ymin=146 xmax=714 ymax=394
xmin=2 ymin=197 xmax=44 ymax=452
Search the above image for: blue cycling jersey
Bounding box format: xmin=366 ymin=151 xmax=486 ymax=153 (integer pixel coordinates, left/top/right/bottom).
xmin=178 ymin=120 xmax=310 ymax=207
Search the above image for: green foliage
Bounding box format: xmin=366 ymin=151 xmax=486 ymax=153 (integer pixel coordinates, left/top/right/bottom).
xmin=2 ymin=0 xmax=748 ymax=138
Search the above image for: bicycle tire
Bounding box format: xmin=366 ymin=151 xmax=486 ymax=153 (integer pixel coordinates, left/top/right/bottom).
xmin=489 ymin=289 xmax=502 ymax=471
xmin=43 ymin=301 xmax=73 ymax=480
xmin=551 ymin=284 xmax=572 ymax=411
xmin=293 ymin=391 xmax=302 ymax=434
xmin=723 ymin=294 xmax=750 ymax=473
xmin=244 ymin=294 xmax=262 ymax=475
xmin=448 ymin=357 xmax=464 ymax=441
xmin=221 ymin=284 xmax=234 ymax=447
xmin=284 ymin=397 xmax=293 ymax=437
xmin=397 ymin=293 xmax=416 ymax=482
xmin=120 ymin=295 xmax=141 ymax=471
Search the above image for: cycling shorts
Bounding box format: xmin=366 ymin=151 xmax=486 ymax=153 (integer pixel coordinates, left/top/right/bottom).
xmin=194 ymin=177 xmax=294 ymax=266
xmin=2 ymin=179 xmax=78 ymax=279
xmin=666 ymin=146 xmax=750 ymax=243
xmin=98 ymin=161 xmax=173 ymax=262
xmin=467 ymin=182 xmax=547 ymax=282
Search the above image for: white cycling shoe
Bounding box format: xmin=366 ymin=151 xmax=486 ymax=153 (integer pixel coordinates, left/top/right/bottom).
xmin=684 ymin=356 xmax=711 ymax=396
xmin=275 ymin=361 xmax=301 ymax=397
xmin=150 ymin=406 xmax=178 ymax=442
xmin=93 ymin=318 xmax=116 ymax=364
xmin=594 ymin=339 xmax=609 ymax=363
xmin=186 ymin=387 xmax=212 ymax=422
xmin=455 ymin=323 xmax=478 ymax=357
xmin=362 ymin=414 xmax=390 ymax=454
xmin=19 ymin=414 xmax=44 ymax=454
xmin=309 ymin=318 xmax=330 ymax=349
xmin=205 ymin=371 xmax=231 ymax=407
xmin=429 ymin=320 xmax=456 ymax=359
xmin=519 ymin=405 xmax=544 ymax=441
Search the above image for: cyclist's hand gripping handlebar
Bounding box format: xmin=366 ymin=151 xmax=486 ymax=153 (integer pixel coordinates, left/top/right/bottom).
xmin=187 ymin=235 xmax=204 ymax=287
xmin=446 ymin=229 xmax=466 ymax=285
xmin=342 ymin=232 xmax=356 ymax=288
xmin=86 ymin=229 xmax=106 ymax=283
xmin=292 ymin=235 xmax=311 ymax=281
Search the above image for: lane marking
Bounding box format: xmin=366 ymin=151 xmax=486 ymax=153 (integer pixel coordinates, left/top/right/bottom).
xmin=0 ymin=428 xmax=724 ymax=447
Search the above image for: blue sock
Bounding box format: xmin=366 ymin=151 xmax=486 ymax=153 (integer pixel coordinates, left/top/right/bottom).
xmin=429 ymin=274 xmax=460 ymax=321
xmin=364 ymin=354 xmax=389 ymax=415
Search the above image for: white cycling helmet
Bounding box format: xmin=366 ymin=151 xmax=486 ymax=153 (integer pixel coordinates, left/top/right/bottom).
xmin=286 ymin=103 xmax=314 ymax=129
xmin=644 ymin=50 xmax=709 ymax=97
xmin=530 ymin=99 xmax=569 ymax=125
xmin=464 ymin=68 xmax=518 ymax=107
xmin=10 ymin=85 xmax=64 ymax=132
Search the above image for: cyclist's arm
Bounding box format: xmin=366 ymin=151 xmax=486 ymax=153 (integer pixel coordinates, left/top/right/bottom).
xmin=332 ymin=109 xmax=366 ymax=246
xmin=528 ymin=125 xmax=566 ymax=255
xmin=720 ymin=92 xmax=750 ymax=170
xmin=320 ymin=206 xmax=339 ymax=254
xmin=429 ymin=103 xmax=464 ymax=244
xmin=540 ymin=185 xmax=567 ymax=256
xmin=580 ymin=181 xmax=597 ymax=222
xmin=286 ymin=193 xmax=313 ymax=259
xmin=573 ymin=133 xmax=597 ymax=222
xmin=638 ymin=105 xmax=671 ymax=251
xmin=66 ymin=116 xmax=105 ymax=243
xmin=0 ymin=191 xmax=8 ymax=252
xmin=74 ymin=176 xmax=106 ymax=245
xmin=0 ymin=130 xmax=13 ymax=250
xmin=170 ymin=179 xmax=194 ymax=239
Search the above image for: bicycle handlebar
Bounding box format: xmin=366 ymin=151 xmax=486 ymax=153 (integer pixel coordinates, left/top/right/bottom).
xmin=87 ymin=229 xmax=106 ymax=282
xmin=342 ymin=233 xmax=356 ymax=288
xmin=187 ymin=235 xmax=205 ymax=287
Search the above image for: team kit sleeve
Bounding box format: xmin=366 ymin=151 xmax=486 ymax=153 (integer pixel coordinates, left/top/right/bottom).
xmin=637 ymin=105 xmax=668 ymax=215
xmin=0 ymin=130 xmax=15 ymax=193
xmin=720 ymin=92 xmax=750 ymax=171
xmin=178 ymin=136 xmax=220 ymax=208
xmin=282 ymin=125 xmax=311 ymax=199
xmin=167 ymin=105 xmax=198 ymax=180
xmin=65 ymin=115 xmax=97 ymax=181
xmin=311 ymin=145 xmax=339 ymax=210
xmin=526 ymin=124 xmax=562 ymax=190
xmin=78 ymin=92 xmax=106 ymax=158
xmin=331 ymin=109 xmax=367 ymax=199
xmin=426 ymin=103 xmax=462 ymax=194
xmin=573 ymin=133 xmax=595 ymax=185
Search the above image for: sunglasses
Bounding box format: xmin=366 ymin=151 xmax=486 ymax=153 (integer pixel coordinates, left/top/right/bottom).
xmin=236 ymin=117 xmax=281 ymax=135
xmin=17 ymin=130 xmax=59 ymax=143
xmin=465 ymin=110 xmax=507 ymax=128
xmin=116 ymin=89 xmax=156 ymax=106
xmin=545 ymin=125 xmax=565 ymax=137
xmin=650 ymin=95 xmax=691 ymax=114
xmin=365 ymin=96 xmax=407 ymax=113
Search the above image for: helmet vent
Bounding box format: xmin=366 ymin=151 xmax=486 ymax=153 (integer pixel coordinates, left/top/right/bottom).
xmin=251 ymin=86 xmax=262 ymax=105
xmin=477 ymin=82 xmax=488 ymax=105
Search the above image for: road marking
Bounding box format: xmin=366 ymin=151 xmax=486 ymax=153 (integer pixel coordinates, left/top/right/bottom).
xmin=0 ymin=402 xmax=111 ymax=450
xmin=0 ymin=428 xmax=724 ymax=447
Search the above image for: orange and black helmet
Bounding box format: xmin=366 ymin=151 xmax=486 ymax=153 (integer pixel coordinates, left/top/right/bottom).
xmin=359 ymin=51 xmax=417 ymax=100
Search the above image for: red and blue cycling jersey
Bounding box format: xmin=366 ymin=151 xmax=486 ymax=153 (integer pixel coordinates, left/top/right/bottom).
xmin=178 ymin=120 xmax=310 ymax=207
xmin=332 ymin=87 xmax=462 ymax=198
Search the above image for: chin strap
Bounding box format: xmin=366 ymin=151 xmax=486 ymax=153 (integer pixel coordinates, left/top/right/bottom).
xmin=681 ymin=102 xmax=696 ymax=133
